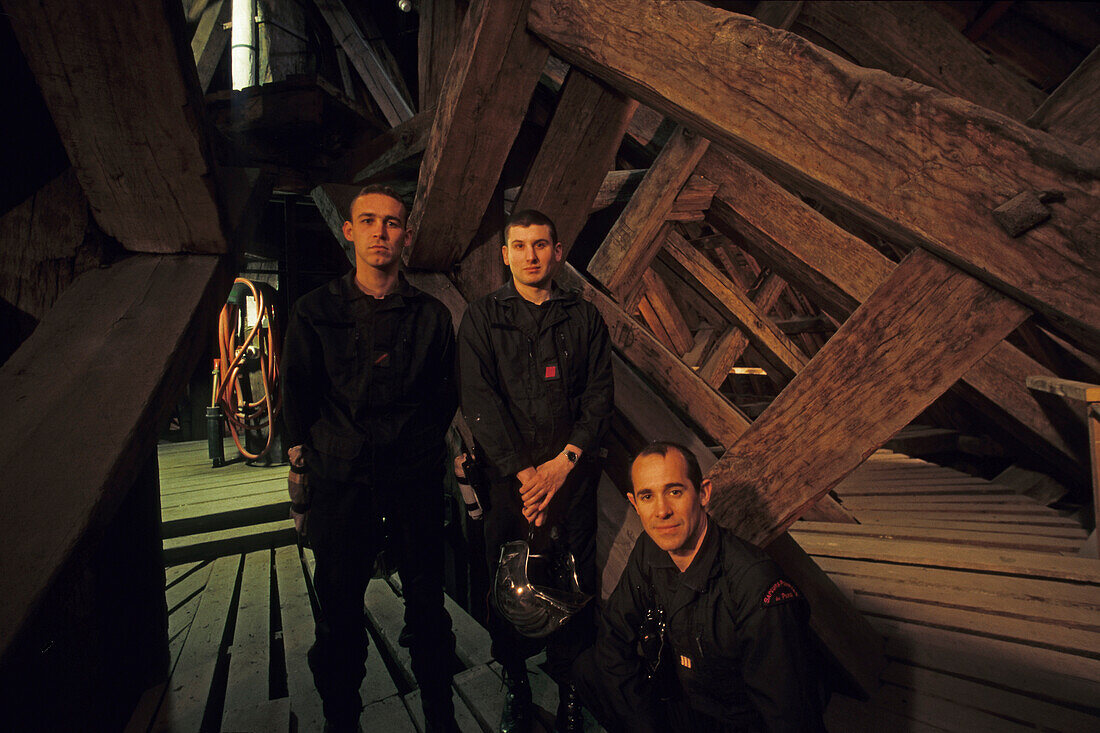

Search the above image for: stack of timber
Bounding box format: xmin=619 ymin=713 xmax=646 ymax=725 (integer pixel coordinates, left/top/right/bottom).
xmin=126 ymin=546 xmax=592 ymax=733
xmin=158 ymin=439 xmax=295 ymax=564
xmin=791 ymin=450 xmax=1100 ymax=731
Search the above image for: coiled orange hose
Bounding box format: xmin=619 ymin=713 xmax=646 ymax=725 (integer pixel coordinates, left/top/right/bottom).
xmin=215 ymin=277 xmax=282 ymax=461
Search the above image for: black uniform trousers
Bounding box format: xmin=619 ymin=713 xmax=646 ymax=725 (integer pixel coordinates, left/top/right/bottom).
xmin=307 ymin=460 xmax=456 ymax=728
xmin=483 ymin=459 xmax=599 ymax=683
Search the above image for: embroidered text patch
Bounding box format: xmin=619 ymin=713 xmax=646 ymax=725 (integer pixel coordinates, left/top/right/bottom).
xmin=762 ymin=579 xmax=800 ymax=608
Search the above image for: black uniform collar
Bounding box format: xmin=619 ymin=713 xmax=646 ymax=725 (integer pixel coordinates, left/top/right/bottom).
xmin=490 ymin=279 xmax=577 ymax=331
xmin=663 ymin=518 xmax=721 ymax=617
xmin=334 ymin=269 xmax=418 ymax=308
xmin=494 ymin=278 xmax=574 ymax=304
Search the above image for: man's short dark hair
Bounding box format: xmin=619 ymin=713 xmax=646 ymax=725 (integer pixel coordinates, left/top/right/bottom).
xmin=503 ymin=208 xmax=558 ymax=247
xmin=348 ymin=184 xmax=409 ymax=224
xmin=632 ymin=441 xmax=704 ymax=492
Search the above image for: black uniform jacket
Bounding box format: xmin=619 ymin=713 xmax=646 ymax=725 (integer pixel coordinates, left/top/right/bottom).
xmin=282 ymin=271 xmax=458 ymax=483
xmin=456 ymin=280 xmax=613 ymax=478
xmin=597 ymin=521 xmax=825 ymax=733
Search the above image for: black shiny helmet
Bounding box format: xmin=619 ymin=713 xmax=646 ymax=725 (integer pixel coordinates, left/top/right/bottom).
xmin=493 ymin=540 xmax=592 ymax=638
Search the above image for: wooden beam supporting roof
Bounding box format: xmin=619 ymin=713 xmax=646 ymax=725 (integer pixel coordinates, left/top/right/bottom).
xmin=417 ymin=0 xmax=469 ymax=110
xmin=700 ymin=148 xmax=1086 ymax=469
xmin=334 ymin=107 xmax=435 ymax=184
xmin=706 ymin=248 xmax=1029 ymax=548
xmin=587 ymin=125 xmax=709 ymax=299
xmin=191 ymin=0 xmax=231 ymax=93
xmin=527 ymin=0 xmax=1100 ymax=353
xmin=664 ymin=230 xmax=808 ymax=382
xmin=793 ymin=1 xmax=1045 ymax=120
xmin=1028 ymin=45 xmax=1100 ymax=151
xmin=407 ymin=0 xmax=549 ymax=270
xmin=0 ymin=253 xmax=229 ymax=658
xmin=514 ymin=68 xmax=638 ymax=255
xmin=314 ymin=0 xmax=415 ymax=127
xmin=6 ymin=0 xmax=226 ymax=253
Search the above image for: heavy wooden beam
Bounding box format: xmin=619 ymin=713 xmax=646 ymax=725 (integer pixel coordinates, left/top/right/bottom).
xmin=527 ymin=0 xmax=1100 ymax=353
xmin=334 ymin=107 xmax=435 ymax=183
xmin=664 ymin=230 xmax=808 ymax=382
xmin=407 ymin=0 xmax=549 ymax=270
xmin=794 ymin=1 xmax=1044 ymax=120
xmin=706 ymin=248 xmax=1029 ymax=547
xmin=588 ymin=169 xmax=647 ymax=212
xmin=559 ymin=265 xmax=749 ymax=446
xmin=1028 ymin=45 xmax=1100 ymax=151
xmin=587 ymin=125 xmax=708 ymax=299
xmin=314 ymin=0 xmax=415 ymax=127
xmin=6 ymin=0 xmax=226 ymax=253
xmin=639 ymin=268 xmax=693 ymax=355
xmin=514 ymin=68 xmax=638 ymax=255
xmin=418 ymin=0 xmax=469 ymax=109
xmin=0 ymin=254 xmax=229 ymax=658
xmin=700 ymin=147 xmax=1086 ymax=469
xmin=191 ymin=0 xmax=230 ymax=92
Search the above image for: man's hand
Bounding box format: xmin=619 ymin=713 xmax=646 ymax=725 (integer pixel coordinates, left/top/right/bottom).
xmin=288 ymin=444 xmax=311 ymax=538
xmin=518 ymin=446 xmax=580 ymax=526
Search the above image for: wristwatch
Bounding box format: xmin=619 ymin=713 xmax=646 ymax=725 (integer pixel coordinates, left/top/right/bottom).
xmin=562 ymin=449 xmax=579 ymax=464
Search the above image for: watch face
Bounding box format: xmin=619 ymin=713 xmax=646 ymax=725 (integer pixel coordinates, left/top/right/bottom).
xmin=565 ymin=450 xmax=579 ymax=463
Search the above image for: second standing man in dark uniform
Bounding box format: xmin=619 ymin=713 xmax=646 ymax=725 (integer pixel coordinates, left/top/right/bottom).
xmin=457 ymin=209 xmax=614 ymax=733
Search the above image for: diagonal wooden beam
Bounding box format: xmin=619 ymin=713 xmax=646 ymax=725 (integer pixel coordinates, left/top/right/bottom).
xmin=417 ymin=0 xmax=470 ymax=110
xmin=514 ymin=68 xmax=638 ymax=255
xmin=587 ymin=125 xmax=709 ymax=299
xmin=1027 ymin=45 xmax=1100 ymax=151
xmin=559 ymin=264 xmax=749 ymax=446
xmin=706 ymin=248 xmax=1030 ymax=547
xmin=0 ymin=253 xmax=230 ymax=658
xmin=314 ymin=0 xmax=415 ymax=127
xmin=794 ymin=1 xmax=1044 ymax=120
xmin=527 ymin=0 xmax=1100 ymax=353
xmin=407 ymin=0 xmax=549 ymax=270
xmin=333 ymin=106 xmax=435 ymax=183
xmin=6 ymin=0 xmax=226 ymax=253
xmin=664 ymin=229 xmax=808 ymax=382
xmin=191 ymin=0 xmax=231 ymax=93
xmin=700 ymin=147 xmax=1087 ymax=470
xmin=639 ymin=268 xmax=694 ymax=356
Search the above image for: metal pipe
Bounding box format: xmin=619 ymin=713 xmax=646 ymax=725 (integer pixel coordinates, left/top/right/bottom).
xmin=231 ymin=0 xmax=256 ymax=90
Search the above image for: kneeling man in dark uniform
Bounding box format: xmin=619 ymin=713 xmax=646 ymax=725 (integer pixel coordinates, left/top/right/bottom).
xmin=576 ymin=442 xmax=826 ymax=733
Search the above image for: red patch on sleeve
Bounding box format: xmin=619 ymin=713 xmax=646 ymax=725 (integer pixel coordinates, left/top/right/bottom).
xmin=544 ymin=365 xmax=558 ymax=379
xmin=761 ymin=579 xmax=800 ymax=608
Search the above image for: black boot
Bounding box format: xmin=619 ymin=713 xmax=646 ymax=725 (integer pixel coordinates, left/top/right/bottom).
xmin=500 ymin=666 xmax=533 ymax=733
xmin=554 ymin=683 xmax=584 ymax=733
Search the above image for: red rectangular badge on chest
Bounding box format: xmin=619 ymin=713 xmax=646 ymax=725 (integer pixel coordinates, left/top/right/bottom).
xmin=544 ymin=364 xmax=558 ymax=380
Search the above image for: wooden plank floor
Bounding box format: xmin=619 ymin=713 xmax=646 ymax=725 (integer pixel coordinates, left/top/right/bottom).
xmin=143 ymin=440 xmax=596 ymax=732
xmin=158 ymin=439 xmax=295 ymax=564
xmin=127 ymin=545 xmax=589 ymax=733
xmin=803 ymin=450 xmax=1100 ymax=732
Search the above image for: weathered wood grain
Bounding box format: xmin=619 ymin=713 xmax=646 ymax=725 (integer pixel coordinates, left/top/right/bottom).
xmin=527 ymin=0 xmax=1100 ymax=352
xmin=417 ymin=0 xmax=469 ymax=110
xmin=701 ymin=147 xmax=1086 ymax=469
xmin=587 ymin=125 xmax=709 ymax=298
xmin=664 ymin=230 xmax=808 ymax=381
xmin=6 ymin=0 xmax=226 ymax=253
xmin=191 ymin=0 xmax=230 ymax=92
xmin=314 ymin=0 xmax=414 ymax=126
xmin=408 ymin=0 xmax=549 ymax=270
xmin=706 ymin=249 xmax=1029 ymax=547
xmin=335 ymin=107 xmax=435 ymax=183
xmin=794 ymin=1 xmax=1044 ymax=120
xmin=559 ymin=264 xmax=749 ymax=446
xmin=514 ymin=68 xmax=638 ymax=255
xmin=1028 ymin=45 xmax=1100 ymax=150
xmin=0 ymin=253 xmax=229 ymax=658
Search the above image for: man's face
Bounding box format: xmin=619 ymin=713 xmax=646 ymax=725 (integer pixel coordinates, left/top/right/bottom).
xmin=628 ymin=451 xmax=711 ymax=557
xmin=502 ymin=223 xmax=563 ymax=289
xmin=342 ymin=193 xmax=410 ymax=271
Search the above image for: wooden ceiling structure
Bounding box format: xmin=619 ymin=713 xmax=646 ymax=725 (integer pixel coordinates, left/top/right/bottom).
xmin=0 ymin=0 xmax=1097 ymax=729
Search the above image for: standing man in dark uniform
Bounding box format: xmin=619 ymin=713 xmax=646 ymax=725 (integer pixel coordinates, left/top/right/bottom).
xmin=457 ymin=209 xmax=614 ymax=733
xmin=282 ymin=185 xmax=459 ymax=733
xmin=576 ymin=442 xmax=826 ymax=733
